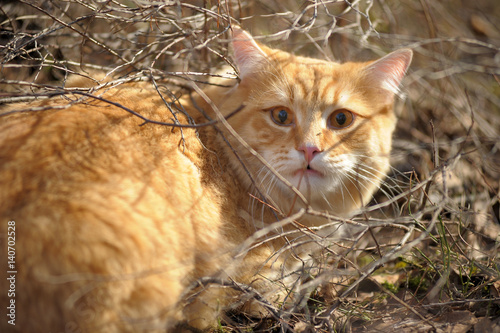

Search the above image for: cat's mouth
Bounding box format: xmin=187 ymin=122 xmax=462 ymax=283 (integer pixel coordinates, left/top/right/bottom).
xmin=294 ymin=167 xmax=322 ymax=178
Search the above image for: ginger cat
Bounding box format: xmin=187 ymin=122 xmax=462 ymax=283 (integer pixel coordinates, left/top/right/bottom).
xmin=0 ymin=28 xmax=412 ymax=332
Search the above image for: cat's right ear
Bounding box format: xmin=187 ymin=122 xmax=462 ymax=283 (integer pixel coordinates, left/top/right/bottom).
xmin=364 ymin=48 xmax=413 ymax=101
xmin=231 ymin=26 xmax=267 ymax=81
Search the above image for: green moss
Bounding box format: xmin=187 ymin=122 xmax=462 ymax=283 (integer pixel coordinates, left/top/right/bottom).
xmin=408 ymin=274 xmax=430 ymax=294
xmin=381 ymin=281 xmax=399 ymax=294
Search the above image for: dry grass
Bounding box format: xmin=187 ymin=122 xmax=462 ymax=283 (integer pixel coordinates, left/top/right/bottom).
xmin=1 ymin=0 xmax=499 ymax=332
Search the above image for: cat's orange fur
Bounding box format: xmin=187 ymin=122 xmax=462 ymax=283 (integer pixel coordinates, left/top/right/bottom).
xmin=0 ymin=28 xmax=411 ymax=332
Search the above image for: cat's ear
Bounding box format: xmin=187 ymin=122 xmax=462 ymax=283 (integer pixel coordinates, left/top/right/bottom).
xmin=231 ymin=26 xmax=268 ymax=80
xmin=364 ymin=48 xmax=413 ymax=100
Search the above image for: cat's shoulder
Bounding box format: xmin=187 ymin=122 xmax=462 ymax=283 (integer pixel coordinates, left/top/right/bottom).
xmin=0 ymin=77 xmax=206 ymax=176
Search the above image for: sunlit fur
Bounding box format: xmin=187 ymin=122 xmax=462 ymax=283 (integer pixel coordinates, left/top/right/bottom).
xmin=206 ymin=37 xmax=411 ymax=223
xmin=0 ymin=29 xmax=411 ymax=332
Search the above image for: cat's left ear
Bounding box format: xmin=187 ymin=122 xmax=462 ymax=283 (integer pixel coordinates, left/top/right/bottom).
xmin=364 ymin=48 xmax=413 ymax=101
xmin=231 ymin=26 xmax=268 ymax=81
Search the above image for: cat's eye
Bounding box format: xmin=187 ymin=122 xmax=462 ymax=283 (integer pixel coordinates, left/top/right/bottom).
xmin=328 ymin=109 xmax=355 ymax=129
xmin=269 ymin=106 xmax=294 ymax=126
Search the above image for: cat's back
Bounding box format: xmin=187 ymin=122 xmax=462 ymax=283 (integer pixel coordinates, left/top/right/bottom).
xmin=0 ymin=82 xmax=202 ymax=219
xmin=0 ymin=81 xmax=230 ymax=332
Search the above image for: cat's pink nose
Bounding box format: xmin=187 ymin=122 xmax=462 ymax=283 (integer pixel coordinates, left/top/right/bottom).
xmin=298 ymin=145 xmax=321 ymax=164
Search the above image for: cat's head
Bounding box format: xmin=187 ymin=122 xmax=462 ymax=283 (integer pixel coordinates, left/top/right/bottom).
xmin=217 ymin=27 xmax=412 ymax=218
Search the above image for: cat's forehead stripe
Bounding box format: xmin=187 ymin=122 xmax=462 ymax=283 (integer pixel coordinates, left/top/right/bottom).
xmin=278 ymin=62 xmax=344 ymax=108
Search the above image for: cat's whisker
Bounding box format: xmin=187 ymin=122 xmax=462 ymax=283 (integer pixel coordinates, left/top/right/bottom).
xmin=348 ymin=153 xmax=406 ymax=190
xmin=320 ymin=191 xmax=337 ymax=212
xmin=253 ymin=167 xmax=276 ymax=221
xmin=340 ymin=162 xmax=403 ymax=209
xmin=330 ymin=169 xmax=359 ymax=210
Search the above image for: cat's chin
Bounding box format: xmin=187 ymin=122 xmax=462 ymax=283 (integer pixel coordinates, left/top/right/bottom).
xmin=278 ymin=170 xmax=356 ymax=212
xmin=286 ymin=169 xmax=342 ymax=199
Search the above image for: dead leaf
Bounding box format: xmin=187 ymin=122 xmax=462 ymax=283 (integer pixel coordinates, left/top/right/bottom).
xmin=434 ymin=310 xmax=478 ymax=333
xmin=474 ymin=317 xmax=500 ymax=333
